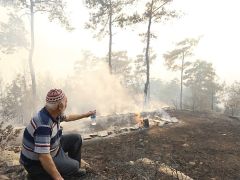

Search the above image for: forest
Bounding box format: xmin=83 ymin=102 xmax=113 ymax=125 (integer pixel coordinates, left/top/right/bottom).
xmin=0 ymin=0 xmax=240 ymax=179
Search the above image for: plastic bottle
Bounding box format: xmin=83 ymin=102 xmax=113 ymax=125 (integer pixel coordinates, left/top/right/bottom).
xmin=91 ymin=112 xmax=96 ymax=125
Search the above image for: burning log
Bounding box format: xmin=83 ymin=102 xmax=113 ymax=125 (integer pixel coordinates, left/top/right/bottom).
xmin=134 ymin=113 xmax=143 ymax=127
xmin=143 ymin=119 xmax=149 ymax=128
xmin=78 ymin=111 xmax=179 ymax=141
xmin=134 ymin=113 xmax=150 ymax=129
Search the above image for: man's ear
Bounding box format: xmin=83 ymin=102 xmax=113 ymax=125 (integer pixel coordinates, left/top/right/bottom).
xmin=58 ymin=102 xmax=64 ymax=111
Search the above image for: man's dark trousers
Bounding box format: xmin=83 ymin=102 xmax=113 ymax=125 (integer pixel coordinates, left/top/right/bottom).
xmin=25 ymin=134 xmax=82 ymax=180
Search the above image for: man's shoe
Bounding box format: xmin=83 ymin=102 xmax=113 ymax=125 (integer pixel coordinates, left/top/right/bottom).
xmin=73 ymin=168 xmax=87 ymax=177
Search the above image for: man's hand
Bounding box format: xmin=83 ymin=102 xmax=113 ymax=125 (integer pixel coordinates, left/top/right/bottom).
xmin=64 ymin=110 xmax=96 ymax=122
xmin=54 ymin=177 xmax=64 ymax=180
xmin=55 ymin=177 xmax=64 ymax=180
xmin=85 ymin=110 xmax=96 ymax=118
xmin=39 ymin=153 xmax=63 ymax=180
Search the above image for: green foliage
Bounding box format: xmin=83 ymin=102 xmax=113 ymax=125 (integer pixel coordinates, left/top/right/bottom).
xmin=184 ymin=60 xmax=215 ymax=86
xmin=127 ymin=54 xmax=145 ymax=93
xmin=0 ymin=13 xmax=27 ymax=54
xmin=224 ymin=81 xmax=240 ymax=116
xmin=144 ymin=0 xmax=177 ymax=21
xmin=136 ymin=0 xmax=178 ymax=41
xmin=74 ymin=50 xmax=103 ymax=74
xmin=37 ymin=0 xmax=73 ymax=31
xmin=163 ymin=38 xmax=199 ymax=71
xmin=0 ymin=0 xmax=72 ymax=30
xmin=138 ymin=0 xmax=178 ymax=104
xmin=111 ymin=51 xmax=129 ymax=74
xmin=163 ymin=38 xmax=199 ymax=109
xmin=85 ymin=0 xmax=137 ymax=73
xmin=0 ymin=74 xmax=33 ymax=124
xmin=111 ymin=50 xmax=156 ymax=95
xmin=111 ymin=51 xmax=133 ymax=86
xmin=85 ymin=0 xmax=136 ymax=38
xmin=184 ymin=60 xmax=222 ymax=111
xmin=150 ymin=78 xmax=179 ymax=107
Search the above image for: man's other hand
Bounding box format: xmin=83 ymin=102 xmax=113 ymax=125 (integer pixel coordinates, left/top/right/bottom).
xmin=39 ymin=153 xmax=63 ymax=180
xmin=85 ymin=110 xmax=96 ymax=117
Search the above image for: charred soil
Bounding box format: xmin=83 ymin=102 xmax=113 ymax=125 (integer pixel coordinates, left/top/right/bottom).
xmin=81 ymin=110 xmax=240 ymax=179
xmin=1 ymin=110 xmax=240 ymax=180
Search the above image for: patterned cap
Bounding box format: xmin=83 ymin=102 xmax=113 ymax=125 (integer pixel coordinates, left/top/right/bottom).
xmin=46 ymin=89 xmax=65 ymax=104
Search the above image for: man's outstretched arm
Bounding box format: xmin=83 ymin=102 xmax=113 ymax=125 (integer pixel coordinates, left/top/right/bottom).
xmin=39 ymin=153 xmax=63 ymax=180
xmin=63 ymin=110 xmax=96 ymax=122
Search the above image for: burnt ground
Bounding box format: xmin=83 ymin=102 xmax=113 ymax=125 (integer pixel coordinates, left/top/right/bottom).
xmin=81 ymin=110 xmax=240 ymax=180
xmin=1 ymin=110 xmax=240 ymax=180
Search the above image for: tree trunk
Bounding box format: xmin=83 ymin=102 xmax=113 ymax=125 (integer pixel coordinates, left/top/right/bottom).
xmin=211 ymin=86 xmax=214 ymax=111
xmin=192 ymin=99 xmax=195 ymax=112
xmin=108 ymin=0 xmax=113 ymax=74
xmin=144 ymin=0 xmax=153 ymax=107
xmin=192 ymin=88 xmax=195 ymax=112
xmin=180 ymin=51 xmax=184 ymax=110
xmin=29 ymin=0 xmax=36 ymax=100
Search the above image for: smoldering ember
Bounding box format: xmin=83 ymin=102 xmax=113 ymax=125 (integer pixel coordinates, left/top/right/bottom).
xmin=1 ymin=109 xmax=240 ymax=179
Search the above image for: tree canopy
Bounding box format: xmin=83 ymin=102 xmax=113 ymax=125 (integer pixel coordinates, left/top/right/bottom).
xmin=0 ymin=13 xmax=27 ymax=55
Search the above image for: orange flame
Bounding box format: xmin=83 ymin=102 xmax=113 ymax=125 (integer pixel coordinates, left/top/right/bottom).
xmin=134 ymin=113 xmax=143 ymax=127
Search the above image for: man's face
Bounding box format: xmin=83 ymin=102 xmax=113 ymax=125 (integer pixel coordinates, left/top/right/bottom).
xmin=63 ymin=97 xmax=68 ymax=111
xmin=59 ymin=97 xmax=67 ymax=114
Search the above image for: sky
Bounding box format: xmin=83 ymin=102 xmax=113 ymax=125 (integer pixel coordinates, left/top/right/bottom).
xmin=0 ymin=0 xmax=240 ymax=84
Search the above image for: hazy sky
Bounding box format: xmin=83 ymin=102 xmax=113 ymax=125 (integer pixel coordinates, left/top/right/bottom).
xmin=0 ymin=0 xmax=240 ymax=84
